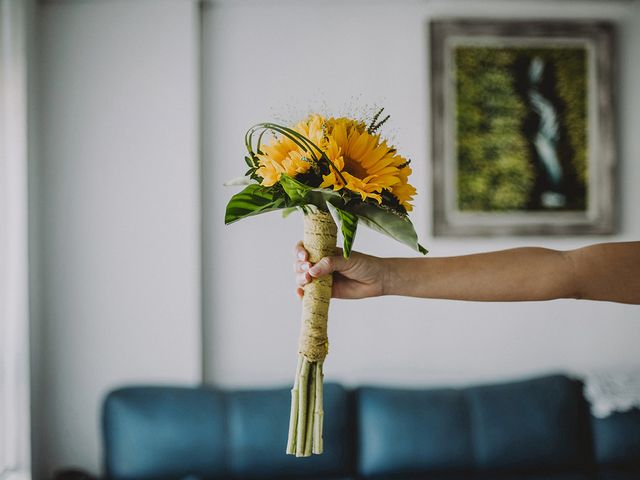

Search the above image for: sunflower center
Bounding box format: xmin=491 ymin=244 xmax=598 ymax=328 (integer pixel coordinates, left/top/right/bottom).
xmin=343 ymin=157 xmax=369 ymax=180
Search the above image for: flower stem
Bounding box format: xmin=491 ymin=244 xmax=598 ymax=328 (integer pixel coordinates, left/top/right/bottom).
xmin=286 ymin=355 xmax=303 ymax=454
xmin=303 ymin=364 xmax=317 ymax=457
xmin=313 ymin=361 xmax=324 ymax=454
xmin=295 ymin=358 xmax=310 ymax=457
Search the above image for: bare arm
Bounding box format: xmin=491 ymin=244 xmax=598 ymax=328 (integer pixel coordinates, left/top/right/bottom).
xmin=386 ymin=247 xmax=575 ymax=301
xmin=295 ymin=241 xmax=640 ymax=304
xmin=386 ymin=242 xmax=640 ymax=303
xmin=567 ymin=242 xmax=640 ymax=304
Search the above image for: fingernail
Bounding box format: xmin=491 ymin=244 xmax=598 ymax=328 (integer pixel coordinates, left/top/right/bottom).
xmin=300 ymin=263 xmax=309 ymax=271
xmin=297 ymin=251 xmax=305 ymax=260
xmin=308 ymin=267 xmax=317 ymax=276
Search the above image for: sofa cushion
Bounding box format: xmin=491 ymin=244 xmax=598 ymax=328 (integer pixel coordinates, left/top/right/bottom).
xmin=476 ymin=474 xmax=592 ymax=480
xmin=592 ymin=408 xmax=640 ymax=468
xmin=103 ymin=386 xmax=228 ymax=480
xmin=357 ymin=375 xmax=593 ymax=478
xmin=357 ymin=386 xmax=473 ymax=477
xmin=467 ymin=375 xmax=592 ymax=471
xmin=369 ymin=474 xmax=592 ymax=480
xmin=227 ymin=383 xmax=352 ymax=479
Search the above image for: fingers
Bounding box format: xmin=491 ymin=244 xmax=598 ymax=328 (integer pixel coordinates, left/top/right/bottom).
xmin=294 ymin=252 xmax=311 ymax=287
xmin=294 ymin=241 xmax=311 ymax=277
xmin=294 ymin=243 xmax=347 ymax=299
xmin=309 ymin=255 xmax=346 ymax=278
xmin=295 ymin=268 xmax=310 ymax=299
xmin=296 ymin=270 xmax=311 ymax=286
xmin=293 ymin=260 xmax=311 ymax=274
xmin=294 ymin=241 xmax=308 ymax=261
xmin=294 ymin=241 xmax=311 ymax=294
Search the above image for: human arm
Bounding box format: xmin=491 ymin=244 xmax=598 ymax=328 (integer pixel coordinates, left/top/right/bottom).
xmin=294 ymin=241 xmax=640 ymax=304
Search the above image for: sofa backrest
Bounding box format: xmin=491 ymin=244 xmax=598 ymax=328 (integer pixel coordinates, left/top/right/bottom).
xmin=357 ymin=375 xmax=593 ymax=477
xmin=102 ymin=383 xmax=352 ymax=480
xmin=103 ymin=386 xmax=227 ymax=480
xmin=102 ymin=375 xmax=640 ymax=480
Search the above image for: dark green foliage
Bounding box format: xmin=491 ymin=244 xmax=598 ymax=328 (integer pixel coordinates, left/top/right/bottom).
xmin=224 ymin=184 xmax=287 ymax=224
xmin=551 ymin=49 xmax=588 ymax=186
xmin=350 ymin=202 xmax=427 ymax=255
xmin=367 ymin=107 xmax=391 ymax=134
xmin=327 ymin=204 xmax=358 ymax=257
xmin=455 ymin=46 xmax=587 ymax=212
xmin=226 ymin=174 xmax=425 ymax=257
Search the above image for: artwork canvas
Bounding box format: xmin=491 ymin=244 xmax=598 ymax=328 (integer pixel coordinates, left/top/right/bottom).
xmin=431 ymin=20 xmax=615 ymax=236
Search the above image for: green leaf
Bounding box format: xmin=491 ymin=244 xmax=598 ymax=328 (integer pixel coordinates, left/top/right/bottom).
xmin=304 ymin=188 xmax=345 ymax=211
xmin=279 ymin=175 xmax=341 ymax=212
xmin=226 ymin=175 xmax=426 ymax=255
xmin=282 ymin=207 xmax=298 ymax=219
xmin=327 ymin=203 xmax=358 ymax=258
xmin=279 ymin=174 xmax=312 ymax=203
xmin=225 ymin=184 xmax=286 ymax=224
xmin=349 ymin=203 xmax=427 ymax=255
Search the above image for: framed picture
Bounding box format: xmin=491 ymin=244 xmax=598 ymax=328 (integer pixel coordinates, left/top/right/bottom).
xmin=430 ymin=20 xmax=616 ymax=236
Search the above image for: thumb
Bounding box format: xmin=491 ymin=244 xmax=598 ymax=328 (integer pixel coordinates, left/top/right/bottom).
xmin=308 ymin=255 xmax=348 ymax=278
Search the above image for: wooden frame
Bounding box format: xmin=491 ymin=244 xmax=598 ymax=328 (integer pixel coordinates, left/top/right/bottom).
xmin=431 ymin=20 xmax=616 ymax=236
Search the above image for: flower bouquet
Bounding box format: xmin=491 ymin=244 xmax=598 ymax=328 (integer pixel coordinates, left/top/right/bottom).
xmin=225 ymin=109 xmax=425 ymax=457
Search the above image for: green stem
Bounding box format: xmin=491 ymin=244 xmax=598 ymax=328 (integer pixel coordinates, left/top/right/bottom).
xmin=286 ymin=355 xmax=303 ymax=455
xmin=295 ymin=358 xmax=310 ymax=457
xmin=303 ymin=364 xmax=317 ymax=457
xmin=313 ymin=361 xmax=324 ymax=454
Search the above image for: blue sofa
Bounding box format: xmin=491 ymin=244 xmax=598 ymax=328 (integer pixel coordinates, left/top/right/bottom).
xmin=99 ymin=374 xmax=640 ymax=480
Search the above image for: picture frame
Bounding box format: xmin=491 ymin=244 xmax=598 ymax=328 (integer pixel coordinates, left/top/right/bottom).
xmin=430 ymin=20 xmax=616 ymax=236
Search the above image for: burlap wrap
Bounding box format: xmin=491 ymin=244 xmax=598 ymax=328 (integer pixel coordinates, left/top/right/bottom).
xmin=299 ymin=210 xmax=338 ymax=362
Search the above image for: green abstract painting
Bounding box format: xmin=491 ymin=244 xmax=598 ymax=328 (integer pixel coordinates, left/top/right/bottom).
xmin=454 ymin=46 xmax=588 ymax=212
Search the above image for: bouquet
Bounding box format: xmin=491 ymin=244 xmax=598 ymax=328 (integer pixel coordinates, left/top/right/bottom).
xmin=225 ymin=109 xmax=425 ymax=457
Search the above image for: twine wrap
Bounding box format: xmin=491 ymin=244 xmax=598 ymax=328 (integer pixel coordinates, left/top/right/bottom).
xmin=299 ymin=210 xmax=338 ymax=362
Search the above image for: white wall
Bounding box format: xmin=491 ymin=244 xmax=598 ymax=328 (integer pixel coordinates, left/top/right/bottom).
xmin=1 ymin=1 xmax=32 ymax=478
xmin=202 ymin=0 xmax=640 ymax=389
xmin=34 ymin=1 xmax=201 ymax=477
xmin=33 ymin=0 xmax=640 ymax=477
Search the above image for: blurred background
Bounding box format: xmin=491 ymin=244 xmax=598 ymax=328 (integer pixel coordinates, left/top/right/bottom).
xmin=1 ymin=0 xmax=639 ymax=478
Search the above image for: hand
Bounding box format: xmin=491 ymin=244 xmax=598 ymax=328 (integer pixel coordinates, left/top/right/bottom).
xmin=293 ymin=241 xmax=387 ymax=299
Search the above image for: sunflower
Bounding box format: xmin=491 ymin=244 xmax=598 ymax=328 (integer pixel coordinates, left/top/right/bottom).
xmin=319 ymin=117 xmax=415 ymax=211
xmin=255 ymin=115 xmax=327 ymax=187
xmin=390 ymin=165 xmax=416 ymax=212
xmin=254 ymin=113 xmax=416 ymax=212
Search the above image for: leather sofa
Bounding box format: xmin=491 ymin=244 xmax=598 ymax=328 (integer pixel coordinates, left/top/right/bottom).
xmin=97 ymin=374 xmax=640 ymax=480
